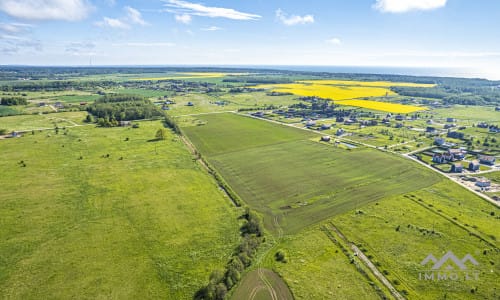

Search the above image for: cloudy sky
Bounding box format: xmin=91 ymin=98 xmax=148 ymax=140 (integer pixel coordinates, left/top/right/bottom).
xmin=1 ymin=0 xmax=500 ymax=79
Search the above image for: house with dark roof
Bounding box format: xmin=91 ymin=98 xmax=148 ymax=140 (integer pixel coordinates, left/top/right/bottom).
xmin=469 ymin=160 xmax=480 ymax=171
xmin=475 ymin=179 xmax=491 ymax=188
xmin=478 ymin=155 xmax=496 ymax=165
xmin=448 ymin=148 xmax=466 ymax=160
xmin=447 ymin=131 xmax=464 ymax=139
xmin=451 ymin=163 xmax=463 ymax=173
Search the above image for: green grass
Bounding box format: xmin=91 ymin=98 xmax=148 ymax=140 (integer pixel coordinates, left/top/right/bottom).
xmin=262 ymin=226 xmax=383 ymax=300
xmin=182 ymin=113 xmax=314 ymax=156
xmin=0 ymin=120 xmax=240 ymax=299
xmin=332 ymin=190 xmax=500 ymax=300
xmin=433 ymin=105 xmax=500 ymax=124
xmin=230 ymin=269 xmax=293 ymax=300
xmin=183 ymin=113 xmax=441 ymax=234
xmin=0 ymin=111 xmax=88 ymax=132
xmin=0 ymin=105 xmax=21 ymax=117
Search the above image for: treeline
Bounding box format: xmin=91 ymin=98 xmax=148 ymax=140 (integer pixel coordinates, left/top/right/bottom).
xmin=87 ymin=94 xmax=163 ymax=127
xmin=223 ymin=76 xmax=293 ymax=84
xmin=392 ymin=86 xmax=500 ymax=105
xmin=1 ymin=97 xmax=27 ymax=105
xmin=195 ymin=209 xmax=264 ymax=300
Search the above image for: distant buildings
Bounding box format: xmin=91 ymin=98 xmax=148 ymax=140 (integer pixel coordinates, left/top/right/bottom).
xmin=468 ymin=160 xmax=480 ymax=171
xmin=451 ymin=163 xmax=463 ymax=173
xmin=478 ymin=155 xmax=496 ymax=165
xmin=447 ymin=131 xmax=464 ymax=139
xmin=475 ymin=178 xmax=491 ymax=188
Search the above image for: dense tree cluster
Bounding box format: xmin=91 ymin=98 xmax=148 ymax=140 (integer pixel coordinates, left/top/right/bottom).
xmin=87 ymin=94 xmax=163 ymax=127
xmin=195 ymin=208 xmax=264 ymax=300
xmin=1 ymin=97 xmax=27 ymax=106
xmin=392 ymin=85 xmax=500 ymax=105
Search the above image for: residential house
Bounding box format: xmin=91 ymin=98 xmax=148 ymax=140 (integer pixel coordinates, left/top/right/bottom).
xmin=119 ymin=121 xmax=131 ymax=127
xmin=321 ymin=136 xmax=331 ymax=142
xmin=186 ymin=102 xmax=194 ymax=106
xmin=469 ymin=160 xmax=480 ymax=171
xmin=336 ymin=128 xmax=345 ymax=136
xmin=395 ymin=115 xmax=404 ymax=121
xmin=54 ymin=102 xmax=64 ymax=109
xmin=426 ymin=126 xmax=437 ymax=133
xmin=448 ymin=148 xmax=466 ymax=160
xmin=434 ymin=137 xmax=446 ymax=146
xmin=446 ymin=118 xmax=456 ymax=122
xmin=451 ymin=163 xmax=463 ymax=173
xmin=478 ymin=155 xmax=496 ymax=165
xmin=432 ymin=153 xmax=446 ymax=163
xmin=475 ymin=179 xmax=491 ymax=188
xmin=477 ymin=122 xmax=489 ymax=128
xmin=320 ymin=124 xmax=332 ymax=130
xmin=447 ymin=131 xmax=464 ymax=139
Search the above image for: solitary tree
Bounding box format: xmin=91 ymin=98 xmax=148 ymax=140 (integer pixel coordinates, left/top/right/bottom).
xmin=155 ymin=128 xmax=167 ymax=140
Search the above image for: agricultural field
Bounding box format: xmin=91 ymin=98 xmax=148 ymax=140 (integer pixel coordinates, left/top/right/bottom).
xmin=332 ymin=185 xmax=499 ymax=300
xmin=0 ymin=118 xmax=240 ymax=299
xmin=0 ymin=111 xmax=88 ymax=132
xmin=259 ymin=226 xmax=385 ymax=300
xmin=432 ymin=105 xmax=500 ymax=124
xmin=252 ymin=80 xmax=430 ymax=113
xmin=182 ymin=113 xmax=441 ymax=234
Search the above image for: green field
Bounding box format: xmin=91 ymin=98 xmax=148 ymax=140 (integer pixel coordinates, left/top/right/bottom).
xmin=230 ymin=268 xmax=294 ymax=300
xmin=332 ymin=188 xmax=500 ymax=300
xmin=0 ymin=111 xmax=88 ymax=132
xmin=0 ymin=119 xmax=240 ymax=299
xmin=182 ymin=113 xmax=441 ymax=234
xmin=433 ymin=105 xmax=500 ymax=124
xmin=261 ymin=226 xmax=385 ymax=300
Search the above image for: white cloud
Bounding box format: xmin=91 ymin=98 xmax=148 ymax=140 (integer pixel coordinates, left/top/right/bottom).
xmin=164 ymin=0 xmax=261 ymax=20
xmin=326 ymin=38 xmax=342 ymax=45
xmin=275 ymin=9 xmax=314 ymax=26
xmin=175 ymin=14 xmax=192 ymax=24
xmin=0 ymin=22 xmax=33 ymax=34
xmin=373 ymin=0 xmax=447 ymax=13
xmin=96 ymin=6 xmax=149 ymax=30
xmin=201 ymin=26 xmax=222 ymax=31
xmin=0 ymin=0 xmax=92 ymax=21
xmin=95 ymin=17 xmax=130 ymax=29
xmin=113 ymin=42 xmax=176 ymax=47
xmin=125 ymin=6 xmax=148 ymax=26
xmin=0 ymin=34 xmax=42 ymax=54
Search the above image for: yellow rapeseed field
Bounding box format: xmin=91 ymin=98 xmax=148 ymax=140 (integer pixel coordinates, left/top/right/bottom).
xmin=253 ymin=79 xmax=429 ymax=113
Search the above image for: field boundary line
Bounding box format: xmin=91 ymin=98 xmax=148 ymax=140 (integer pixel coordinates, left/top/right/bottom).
xmin=325 ymin=223 xmax=405 ymax=300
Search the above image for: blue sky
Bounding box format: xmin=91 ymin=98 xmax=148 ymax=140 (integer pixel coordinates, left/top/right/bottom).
xmin=1 ymin=0 xmax=500 ymax=78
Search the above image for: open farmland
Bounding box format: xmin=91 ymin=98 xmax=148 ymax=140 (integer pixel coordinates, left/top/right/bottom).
xmin=253 ymin=80 xmax=429 ymax=113
xmin=0 ymin=119 xmax=240 ymax=299
xmin=182 ymin=113 xmax=441 ymax=234
xmin=331 ymin=189 xmax=500 ymax=300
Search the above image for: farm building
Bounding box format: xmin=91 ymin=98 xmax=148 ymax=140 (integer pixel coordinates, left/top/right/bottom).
xmin=469 ymin=160 xmax=480 ymax=171
xmin=478 ymin=155 xmax=496 ymax=165
xmin=475 ymin=179 xmax=491 ymax=188
xmin=451 ymin=163 xmax=463 ymax=173
xmin=321 ymin=136 xmax=331 ymax=142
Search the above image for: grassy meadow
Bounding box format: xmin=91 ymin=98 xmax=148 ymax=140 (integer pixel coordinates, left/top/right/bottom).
xmin=182 ymin=113 xmax=441 ymax=234
xmin=0 ymin=119 xmax=240 ymax=299
xmin=332 ymin=189 xmax=499 ymax=300
xmin=0 ymin=111 xmax=88 ymax=132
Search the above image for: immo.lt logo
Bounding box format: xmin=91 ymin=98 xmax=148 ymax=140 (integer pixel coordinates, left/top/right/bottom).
xmin=419 ymin=251 xmax=480 ymax=281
